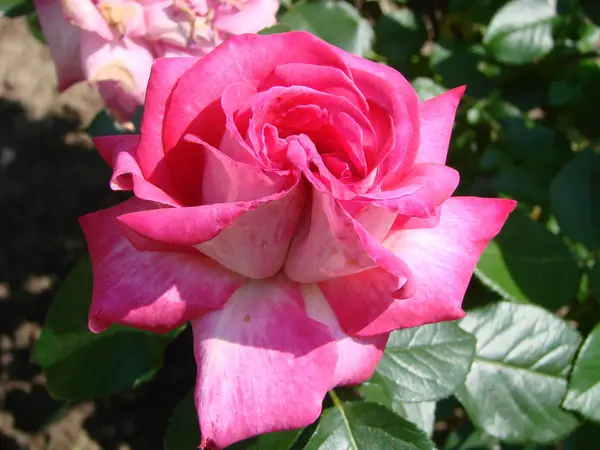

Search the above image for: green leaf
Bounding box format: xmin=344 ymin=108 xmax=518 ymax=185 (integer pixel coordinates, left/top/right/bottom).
xmin=483 ymin=0 xmax=557 ymax=65
xmin=412 ymin=77 xmax=447 ymax=102
xmin=359 ymin=373 xmax=435 ymax=437
xmin=33 ymin=258 xmax=176 ymax=401
xmin=374 ymin=322 xmax=476 ymax=402
xmin=164 ymin=391 xmax=200 ymax=450
xmin=475 ymin=213 xmax=580 ymax=310
xmin=563 ymin=323 xmax=600 ymax=422
xmin=305 ymin=400 xmax=435 ymax=450
xmin=0 ymin=0 xmax=33 ymax=17
xmin=429 ymin=42 xmax=493 ymax=98
xmin=278 ymin=1 xmax=373 ymax=56
xmin=550 ymin=149 xmax=600 ymax=251
xmin=591 ymin=263 xmax=600 ymax=303
xmin=456 ymin=302 xmax=581 ymax=443
xmin=374 ymin=8 xmax=427 ymax=68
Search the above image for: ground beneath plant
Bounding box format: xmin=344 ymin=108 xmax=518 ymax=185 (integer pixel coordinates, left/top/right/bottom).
xmin=0 ymin=17 xmax=197 ymax=450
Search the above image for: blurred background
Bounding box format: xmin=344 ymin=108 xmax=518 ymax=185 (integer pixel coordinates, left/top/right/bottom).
xmin=2 ymin=0 xmax=600 ymax=448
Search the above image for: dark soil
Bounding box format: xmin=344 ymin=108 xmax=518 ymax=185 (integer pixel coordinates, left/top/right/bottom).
xmin=0 ymin=17 xmax=197 ymax=449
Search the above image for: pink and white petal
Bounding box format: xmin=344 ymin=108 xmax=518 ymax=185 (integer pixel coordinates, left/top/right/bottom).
xmin=117 ymin=177 xmax=306 ymax=278
xmin=163 ymin=31 xmax=351 ymax=152
xmin=373 ymin=163 xmax=460 ymax=217
xmin=81 ymin=35 xmax=154 ymax=105
xmin=284 ymin=185 xmax=411 ymax=284
xmin=93 ymin=135 xmax=181 ymax=207
xmin=415 ymin=86 xmax=466 ymax=165
xmin=60 ymin=0 xmax=113 ymax=39
xmin=320 ymin=196 xmax=517 ymax=336
xmin=192 ymin=276 xmax=337 ymax=449
xmin=79 ymin=198 xmax=245 ymax=334
xmin=213 ymin=0 xmax=279 ymax=35
xmin=34 ymin=0 xmax=86 ymax=90
xmin=301 ymin=284 xmax=388 ymax=387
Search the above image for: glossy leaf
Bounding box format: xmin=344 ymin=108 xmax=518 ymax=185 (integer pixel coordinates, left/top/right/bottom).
xmin=304 ymin=401 xmax=435 ymax=450
xmin=374 ymin=8 xmax=427 ymax=68
xmin=412 ymin=77 xmax=447 ymax=102
xmin=563 ymin=323 xmax=600 ymax=422
xmin=374 ymin=322 xmax=476 ymax=402
xmin=457 ymin=302 xmax=581 ymax=443
xmin=278 ymin=1 xmax=373 ymax=56
xmin=483 ymin=0 xmax=556 ymax=64
xmin=359 ymin=373 xmax=435 ymax=437
xmin=476 ymin=213 xmax=580 ymax=310
xmin=550 ymin=149 xmax=600 ymax=251
xmin=33 ymin=258 xmax=177 ymax=401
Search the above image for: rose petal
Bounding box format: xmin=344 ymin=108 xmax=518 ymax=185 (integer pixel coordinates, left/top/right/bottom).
xmin=213 ymin=0 xmax=279 ymax=35
xmin=260 ymin=63 xmax=368 ymax=112
xmin=34 ymin=0 xmax=85 ymax=90
xmin=285 ymin=184 xmax=410 ymax=284
xmin=192 ymin=276 xmax=336 ymax=449
xmin=59 ymin=0 xmax=113 ymax=39
xmin=374 ymin=163 xmax=460 ymax=216
xmin=320 ymin=196 xmax=517 ymax=336
xmin=93 ymin=135 xmax=181 ymax=207
xmin=80 ymin=35 xmax=154 ymax=120
xmin=117 ymin=168 xmax=306 ymax=278
xmin=79 ymin=198 xmax=245 ymax=333
xmin=337 ymin=50 xmax=420 ymax=179
xmin=415 ymin=86 xmax=466 ymax=165
xmin=163 ymin=31 xmax=351 ymax=153
xmin=137 ymin=57 xmax=198 ymax=186
xmin=301 ymin=284 xmax=388 ymax=387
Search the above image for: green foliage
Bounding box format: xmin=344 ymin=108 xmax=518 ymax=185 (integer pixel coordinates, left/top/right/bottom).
xmin=457 ymin=302 xmax=581 ymax=443
xmin=367 ymin=322 xmax=476 ymax=402
xmin=476 ymin=213 xmax=580 ymax=309
xmin=305 ymin=400 xmax=436 ymax=450
xmin=277 ymin=1 xmax=373 ymax=56
xmin=0 ymin=0 xmax=33 ymax=17
xmin=563 ymin=323 xmax=600 ymax=422
xmin=34 ymin=258 xmax=178 ymax=401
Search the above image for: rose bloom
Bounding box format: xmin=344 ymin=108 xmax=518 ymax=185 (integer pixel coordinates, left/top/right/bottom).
xmin=79 ymin=32 xmax=515 ymax=449
xmin=34 ymin=0 xmax=278 ymax=121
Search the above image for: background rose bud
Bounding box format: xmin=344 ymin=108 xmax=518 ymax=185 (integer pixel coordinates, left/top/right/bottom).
xmin=78 ymin=31 xmax=515 ymax=449
xmin=33 ymin=0 xmax=279 ymax=121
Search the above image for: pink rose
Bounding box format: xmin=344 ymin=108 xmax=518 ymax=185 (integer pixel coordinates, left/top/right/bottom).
xmin=34 ymin=0 xmax=278 ymax=121
xmin=79 ymin=32 xmax=516 ymax=449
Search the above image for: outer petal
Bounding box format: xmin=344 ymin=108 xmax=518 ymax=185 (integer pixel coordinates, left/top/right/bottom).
xmin=60 ymin=0 xmax=113 ymax=39
xmin=192 ymin=276 xmax=337 ymax=449
xmin=79 ymin=198 xmax=246 ymax=333
xmin=320 ymin=197 xmax=517 ymax=336
xmin=163 ymin=31 xmax=351 ymax=152
xmin=117 ymin=173 xmax=306 ymax=279
xmin=301 ymin=284 xmax=388 ymax=387
xmin=34 ymin=0 xmax=86 ymax=90
xmin=93 ymin=135 xmax=181 ymax=207
xmin=415 ymin=86 xmax=466 ymax=165
xmin=137 ymin=57 xmax=199 ymax=183
xmin=80 ymin=35 xmax=154 ymax=120
xmin=213 ymin=0 xmax=279 ymax=35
